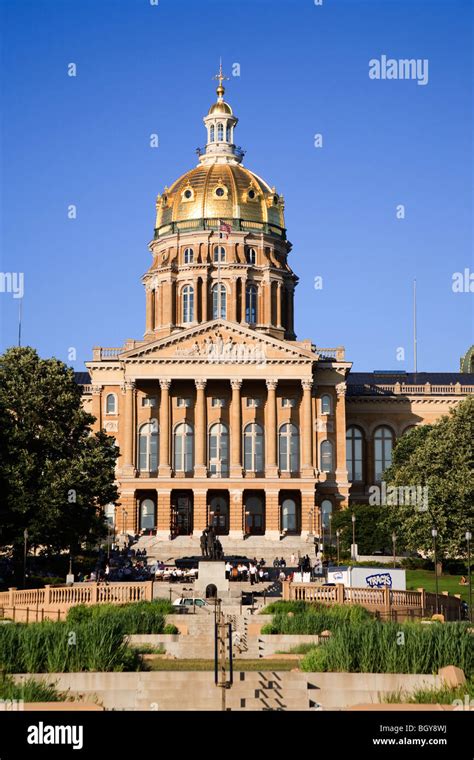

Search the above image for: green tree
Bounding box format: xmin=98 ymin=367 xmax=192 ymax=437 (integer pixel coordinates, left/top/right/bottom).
xmin=379 ymin=397 xmax=474 ymax=559
xmin=331 ymin=504 xmax=392 ymax=555
xmin=0 ymin=347 xmax=119 ymax=555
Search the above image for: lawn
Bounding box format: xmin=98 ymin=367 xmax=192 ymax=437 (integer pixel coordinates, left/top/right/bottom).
xmin=406 ymin=569 xmax=470 ymax=603
xmin=147 ymin=659 xmax=297 ymax=671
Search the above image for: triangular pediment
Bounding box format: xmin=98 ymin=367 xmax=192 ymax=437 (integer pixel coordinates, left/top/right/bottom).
xmin=119 ymin=320 xmax=316 ymax=366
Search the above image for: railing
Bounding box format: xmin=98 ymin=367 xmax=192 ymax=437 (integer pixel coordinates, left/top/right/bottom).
xmin=154 ymin=217 xmax=287 ymax=240
xmin=348 ymin=382 xmax=474 ymax=397
xmin=314 ymin=347 xmax=346 ymax=361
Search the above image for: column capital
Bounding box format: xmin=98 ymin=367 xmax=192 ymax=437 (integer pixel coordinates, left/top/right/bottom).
xmin=195 ymin=379 xmax=207 ymax=390
xmin=91 ymin=384 xmax=103 ymax=396
xmin=301 ymin=378 xmax=313 ymax=392
xmin=335 ymin=381 xmax=347 ymax=398
xmin=266 ymin=379 xmax=278 ymax=391
xmin=121 ymin=379 xmax=136 ymax=393
xmin=159 ymin=378 xmax=171 ymax=391
xmin=231 ymin=378 xmax=243 ymax=390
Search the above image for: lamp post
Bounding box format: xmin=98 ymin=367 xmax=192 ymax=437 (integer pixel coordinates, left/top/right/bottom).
xmin=466 ymin=531 xmax=472 ymax=623
xmin=432 ymin=527 xmax=439 ymax=614
xmin=336 ymin=529 xmax=341 ymax=566
xmin=351 ymin=513 xmax=356 ymax=561
xmin=392 ymin=531 xmax=397 ymax=569
xmin=328 ymin=513 xmax=333 ymax=562
xmin=23 ymin=528 xmax=28 ymax=589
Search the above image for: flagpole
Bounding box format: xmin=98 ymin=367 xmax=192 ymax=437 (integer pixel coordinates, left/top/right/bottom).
xmin=218 ymin=221 xmax=222 ymax=318
xmin=413 ymin=279 xmax=417 ymax=376
xmin=18 ymin=297 xmax=23 ymax=347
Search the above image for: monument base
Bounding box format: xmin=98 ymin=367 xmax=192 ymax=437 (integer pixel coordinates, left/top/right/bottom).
xmin=195 ymin=561 xmax=229 ymax=598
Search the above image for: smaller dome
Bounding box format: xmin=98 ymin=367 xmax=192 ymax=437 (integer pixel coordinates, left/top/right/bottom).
xmin=208 ymin=100 xmax=233 ymax=115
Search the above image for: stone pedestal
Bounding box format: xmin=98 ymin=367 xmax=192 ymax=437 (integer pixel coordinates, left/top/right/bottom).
xmin=195 ymin=561 xmax=229 ymax=597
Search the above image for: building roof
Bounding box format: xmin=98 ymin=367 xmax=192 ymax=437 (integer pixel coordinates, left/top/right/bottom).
xmin=74 ymin=371 xmax=91 ymax=385
xmin=347 ymin=372 xmax=474 ymax=396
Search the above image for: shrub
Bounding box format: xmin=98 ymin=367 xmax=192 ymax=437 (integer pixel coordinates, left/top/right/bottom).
xmin=163 ymin=624 xmax=179 ymax=635
xmin=261 ymin=601 xmax=371 ymax=635
xmin=0 ymin=674 xmax=64 ymax=702
xmin=66 ymin=600 xmax=172 ymax=634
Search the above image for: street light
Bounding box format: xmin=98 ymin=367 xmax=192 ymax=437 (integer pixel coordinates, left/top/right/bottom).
xmin=432 ymin=528 xmax=439 ymax=615
xmin=466 ymin=531 xmax=472 ymax=623
xmin=328 ymin=513 xmax=333 ymax=560
xmin=351 ymin=513 xmax=356 ymax=561
xmin=392 ymin=532 xmax=397 ymax=569
xmin=336 ymin=529 xmax=341 ymax=566
xmin=23 ymin=528 xmax=28 ymax=589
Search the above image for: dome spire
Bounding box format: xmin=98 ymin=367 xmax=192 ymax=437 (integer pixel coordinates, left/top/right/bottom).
xmin=213 ymin=58 xmax=229 ymax=102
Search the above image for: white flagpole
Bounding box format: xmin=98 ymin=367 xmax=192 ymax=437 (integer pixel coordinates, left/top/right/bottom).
xmin=413 ymin=279 xmax=417 ymax=375
xmin=218 ymin=222 xmax=222 ymax=318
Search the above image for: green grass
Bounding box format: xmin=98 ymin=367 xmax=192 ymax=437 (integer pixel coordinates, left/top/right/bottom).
xmin=275 ymin=643 xmax=317 ymax=655
xmin=300 ymin=620 xmax=473 ymax=676
xmin=406 ymin=570 xmax=470 ymax=603
xmin=0 ymin=673 xmax=65 ymax=702
xmin=260 ymin=601 xmax=372 ymax=635
xmin=384 ymin=678 xmax=474 ymax=704
xmin=129 ymin=644 xmax=166 ymax=655
xmin=66 ymin=600 xmax=173 ymax=634
xmin=147 ymin=659 xmax=297 ymax=671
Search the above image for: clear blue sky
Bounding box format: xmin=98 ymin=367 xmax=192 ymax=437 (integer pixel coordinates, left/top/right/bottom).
xmin=1 ymin=0 xmax=472 ymax=372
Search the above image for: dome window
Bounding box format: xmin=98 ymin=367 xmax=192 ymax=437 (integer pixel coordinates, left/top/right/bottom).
xmin=248 ymin=190 xmax=255 ymax=200
xmin=273 ymin=195 xmax=279 ymax=205
xmin=181 ymin=185 xmax=194 ymax=202
xmin=216 ymin=187 xmax=225 ymax=197
xmin=213 ymin=246 xmax=226 ymax=263
xmin=246 ymin=247 xmax=256 ymax=265
xmin=184 ymin=248 xmax=194 ymax=264
xmin=184 ymin=190 xmax=192 ymax=199
xmin=210 ymin=125 xmax=215 ymax=142
xmin=217 ymin=123 xmax=224 ymax=141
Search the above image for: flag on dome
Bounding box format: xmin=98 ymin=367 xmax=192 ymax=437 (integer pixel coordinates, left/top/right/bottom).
xmin=219 ymin=220 xmax=232 ymax=239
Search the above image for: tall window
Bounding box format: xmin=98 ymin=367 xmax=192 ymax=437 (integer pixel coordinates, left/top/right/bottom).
xmin=279 ymin=424 xmax=300 ymax=473
xmin=244 ymin=423 xmax=264 ymax=472
xmin=374 ymin=426 xmax=393 ymax=481
xmin=213 ymin=245 xmax=226 ymax=262
xmin=346 ymin=427 xmax=363 ymax=482
xmin=184 ymin=247 xmax=193 ymax=264
xmin=173 ymin=422 xmax=194 ymax=472
xmin=321 ymin=394 xmax=332 ymax=415
xmin=320 ymin=439 xmax=333 ymax=472
xmin=210 ymin=125 xmax=215 ymax=142
xmin=226 ymin=125 xmax=231 ymax=141
xmin=321 ymin=499 xmax=332 ymax=529
xmin=138 ymin=420 xmax=158 ymax=472
xmin=140 ymin=498 xmax=155 ymax=531
xmin=246 ymin=247 xmax=256 ymax=265
xmin=246 ymin=284 xmax=258 ymax=324
xmin=208 ymin=423 xmax=229 ymax=476
xmin=281 ymin=497 xmax=298 ymax=533
xmin=217 ymin=123 xmax=224 ymax=140
xmin=106 ymin=393 xmax=117 ymax=414
xmin=182 ymin=285 xmax=194 ymax=322
xmin=212 ymin=283 xmax=227 ymax=319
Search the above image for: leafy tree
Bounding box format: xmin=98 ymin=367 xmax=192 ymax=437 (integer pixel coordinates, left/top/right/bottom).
xmin=379 ymin=397 xmax=474 ymax=559
xmin=331 ymin=504 xmax=392 ymax=555
xmin=0 ymin=347 xmax=119 ymax=555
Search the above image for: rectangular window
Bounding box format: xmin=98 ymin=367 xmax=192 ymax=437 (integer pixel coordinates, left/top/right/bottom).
xmin=244 ymin=435 xmax=252 ymax=470
xmin=211 ymin=398 xmax=226 ymax=408
xmin=142 ymin=396 xmax=157 ymax=407
xmin=139 ymin=435 xmax=147 ymax=471
xmin=177 ymin=397 xmax=191 ymax=408
xmin=246 ymin=397 xmax=262 ymax=408
xmin=282 ymin=397 xmax=296 ymax=408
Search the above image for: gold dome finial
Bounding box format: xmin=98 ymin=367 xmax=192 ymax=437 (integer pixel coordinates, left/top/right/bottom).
xmin=213 ymin=58 xmax=229 ymax=102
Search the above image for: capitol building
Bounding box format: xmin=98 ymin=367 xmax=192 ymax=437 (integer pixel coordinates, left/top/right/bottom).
xmin=76 ymin=70 xmax=473 ymax=553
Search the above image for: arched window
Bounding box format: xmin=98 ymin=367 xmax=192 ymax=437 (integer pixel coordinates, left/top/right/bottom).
xmin=210 ymin=125 xmax=215 ymax=142
xmin=279 ymin=423 xmax=299 ymax=473
xmin=182 ymin=285 xmax=194 ymax=323
xmin=212 ymin=283 xmax=227 ymax=319
xmin=321 ymin=499 xmax=332 ymax=528
xmin=208 ymin=423 xmax=229 ymax=477
xmin=244 ymin=423 xmax=264 ymax=472
xmin=320 ymin=439 xmax=333 ymax=472
xmin=246 ymin=247 xmax=256 ymax=265
xmin=374 ymin=426 xmax=393 ymax=481
xmin=346 ymin=426 xmax=363 ymax=482
xmin=140 ymin=498 xmax=155 ymax=531
xmin=226 ymin=125 xmax=231 ymax=141
xmin=138 ymin=420 xmax=158 ymax=472
xmin=244 ymin=493 xmax=265 ymax=535
xmin=217 ymin=123 xmax=224 ymax=141
xmin=246 ymin=284 xmax=258 ymax=324
xmin=281 ymin=497 xmax=299 ymax=533
xmin=321 ymin=394 xmax=332 ymax=415
xmin=213 ymin=245 xmax=226 ymax=263
xmin=173 ymin=422 xmax=194 ymax=472
xmin=106 ymin=393 xmax=117 ymax=414
xmin=184 ymin=247 xmax=193 ymax=264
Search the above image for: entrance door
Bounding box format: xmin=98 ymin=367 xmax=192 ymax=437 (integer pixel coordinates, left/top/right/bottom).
xmin=139 ymin=498 xmax=155 ymax=531
xmin=171 ymin=491 xmax=193 ymax=536
xmin=209 ymin=493 xmax=229 ymax=535
xmin=244 ymin=493 xmax=265 ymax=535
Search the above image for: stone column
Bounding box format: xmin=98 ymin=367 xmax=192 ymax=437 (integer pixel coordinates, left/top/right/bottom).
xmin=265 ymin=490 xmax=280 ymax=541
xmin=276 ymin=282 xmax=282 ymax=328
xmin=194 ymin=379 xmax=207 ymax=477
xmin=240 ymin=277 xmax=247 ymax=324
xmin=154 ymin=285 xmax=161 ymax=331
xmin=264 ymin=280 xmax=271 ymax=325
xmin=301 ymin=491 xmax=316 ymax=539
xmin=301 ymin=379 xmax=314 ymax=476
xmin=201 ymin=277 xmax=208 ymax=323
xmin=145 ymin=287 xmax=153 ymax=334
xmin=158 ymin=379 xmax=171 ymax=476
xmin=193 ymin=490 xmax=208 ymax=533
xmin=229 ymin=277 xmax=237 ymax=322
xmin=91 ymin=385 xmax=102 ymax=432
xmin=122 ymin=380 xmax=136 ymax=476
xmin=229 ymin=490 xmax=244 ymax=538
xmin=156 ymin=490 xmax=171 ymax=539
xmin=230 ymin=379 xmax=243 ymax=477
xmin=335 ymin=381 xmax=349 ymax=507
xmin=265 ymin=379 xmax=278 ymax=477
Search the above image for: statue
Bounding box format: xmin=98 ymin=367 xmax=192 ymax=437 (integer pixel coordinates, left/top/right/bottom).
xmin=200 ymin=529 xmax=208 ymax=558
xmin=206 ymin=526 xmax=216 ymax=560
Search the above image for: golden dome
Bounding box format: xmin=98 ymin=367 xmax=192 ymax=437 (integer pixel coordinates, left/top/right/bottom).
xmin=208 ymin=100 xmax=233 ymax=115
xmin=155 ymin=162 xmax=285 ymax=232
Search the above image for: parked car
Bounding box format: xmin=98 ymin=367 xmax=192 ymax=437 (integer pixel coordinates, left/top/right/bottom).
xmin=172 ymin=597 xmax=208 ymax=609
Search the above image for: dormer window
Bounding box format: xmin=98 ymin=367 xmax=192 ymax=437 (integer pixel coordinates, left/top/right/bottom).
xmin=217 ymin=123 xmax=224 ymax=141
xmin=246 ymin=247 xmax=256 ymax=265
xmin=184 ymin=247 xmax=194 ymax=264
xmin=248 ymin=189 xmax=255 ymax=200
xmin=210 ymin=125 xmax=215 ymax=142
xmin=216 ymin=187 xmax=224 ymax=197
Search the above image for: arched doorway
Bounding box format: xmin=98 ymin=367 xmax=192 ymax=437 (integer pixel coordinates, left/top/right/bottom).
xmin=205 ymin=583 xmax=217 ymax=599
xmin=171 ymin=490 xmax=193 ymax=536
xmin=139 ymin=497 xmax=156 ymax=531
xmin=279 ymin=491 xmax=301 ymax=534
xmin=208 ymin=492 xmax=229 ymax=535
xmin=244 ymin=492 xmax=265 ymax=535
